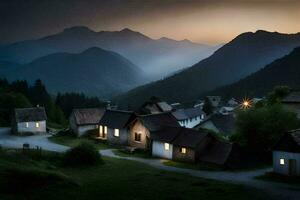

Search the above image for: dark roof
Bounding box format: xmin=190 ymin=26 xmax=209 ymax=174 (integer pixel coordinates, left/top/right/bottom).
xmin=282 ymin=92 xmax=300 ymax=103
xmin=274 ymin=130 xmax=300 ymax=153
xmin=72 ymin=108 xmax=105 ymax=125
xmin=172 ymin=107 xmax=205 ymax=120
xmin=99 ymin=109 xmax=133 ymax=128
xmin=151 ymin=126 xmax=182 ymax=143
xmin=196 ymin=113 xmax=235 ymax=135
xmin=198 ymin=140 xmax=233 ymax=165
xmin=172 ymin=128 xmax=209 ymax=148
xmin=138 ymin=112 xmax=180 ymax=132
xmin=14 ymin=107 xmax=47 ymax=123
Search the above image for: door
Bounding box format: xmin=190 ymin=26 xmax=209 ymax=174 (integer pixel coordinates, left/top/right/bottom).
xmin=288 ymin=159 xmax=297 ymax=176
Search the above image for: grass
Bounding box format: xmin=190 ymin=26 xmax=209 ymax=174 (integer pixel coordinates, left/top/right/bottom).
xmin=113 ymin=149 xmax=152 ymax=158
xmin=163 ymin=160 xmax=222 ymax=171
xmin=48 ymin=133 xmax=110 ymax=150
xmin=0 ymin=149 xmax=274 ymax=200
xmin=255 ymin=172 xmax=300 ymax=185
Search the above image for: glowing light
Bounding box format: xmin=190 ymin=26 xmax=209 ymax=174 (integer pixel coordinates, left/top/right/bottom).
xmin=240 ymin=98 xmax=251 ymax=109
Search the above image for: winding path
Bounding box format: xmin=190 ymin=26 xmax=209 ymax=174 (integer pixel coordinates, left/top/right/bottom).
xmin=0 ymin=128 xmax=299 ymax=199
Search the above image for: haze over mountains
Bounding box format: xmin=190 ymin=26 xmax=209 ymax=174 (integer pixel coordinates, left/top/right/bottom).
xmin=208 ymin=47 xmax=300 ymax=99
xmin=2 ymin=47 xmax=144 ymax=98
xmin=116 ymin=30 xmax=300 ymax=107
xmin=0 ymin=26 xmax=217 ymax=78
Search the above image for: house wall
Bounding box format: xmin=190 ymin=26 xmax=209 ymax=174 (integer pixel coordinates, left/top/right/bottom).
xmin=179 ymin=116 xmax=204 ymax=128
xmin=152 ymin=141 xmax=173 ymax=159
xmin=173 ymin=146 xmax=196 ymax=162
xmin=129 ymin=120 xmax=150 ymax=149
xmin=273 ymin=151 xmax=300 ymax=176
xmin=107 ymin=128 xmax=128 ymax=146
xmin=17 ymin=121 xmax=46 ymax=134
xmin=77 ymin=125 xmax=98 ymax=137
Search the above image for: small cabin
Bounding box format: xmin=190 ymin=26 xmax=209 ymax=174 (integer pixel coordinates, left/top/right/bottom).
xmin=69 ymin=108 xmax=105 ymax=136
xmin=12 ymin=107 xmax=47 ymax=135
xmin=98 ymin=110 xmax=133 ymax=146
xmin=172 ymin=107 xmax=206 ymax=128
xmin=273 ymin=130 xmax=300 ymax=176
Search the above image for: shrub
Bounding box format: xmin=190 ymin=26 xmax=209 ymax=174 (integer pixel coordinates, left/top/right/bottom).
xmin=64 ymin=142 xmax=102 ymax=167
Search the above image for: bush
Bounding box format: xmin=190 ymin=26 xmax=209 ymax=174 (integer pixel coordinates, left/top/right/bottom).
xmin=64 ymin=142 xmax=102 ymax=167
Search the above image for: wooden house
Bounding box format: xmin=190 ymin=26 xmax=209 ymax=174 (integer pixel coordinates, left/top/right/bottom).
xmin=12 ymin=107 xmax=47 ymax=135
xmin=98 ymin=110 xmax=133 ymax=146
xmin=69 ymin=108 xmax=105 ymax=136
xmin=273 ymin=130 xmax=300 ymax=176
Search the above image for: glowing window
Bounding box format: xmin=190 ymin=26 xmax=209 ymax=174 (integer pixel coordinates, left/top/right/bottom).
xmin=26 ymin=122 xmax=29 ymax=128
xmin=164 ymin=143 xmax=170 ymax=151
xmin=280 ymin=158 xmax=285 ymax=165
xmin=114 ymin=129 xmax=119 ymax=137
xmin=99 ymin=125 xmax=103 ymax=134
xmin=104 ymin=126 xmax=107 ymax=134
xmin=180 ymin=147 xmax=187 ymax=154
xmin=35 ymin=122 xmax=39 ymax=128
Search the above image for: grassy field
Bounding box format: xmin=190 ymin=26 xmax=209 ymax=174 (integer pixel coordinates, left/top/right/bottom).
xmin=0 ymin=148 xmax=275 ymax=200
xmin=163 ymin=160 xmax=222 ymax=171
xmin=113 ymin=149 xmax=152 ymax=158
xmin=49 ymin=133 xmax=109 ymax=150
xmin=255 ymin=172 xmax=300 ymax=185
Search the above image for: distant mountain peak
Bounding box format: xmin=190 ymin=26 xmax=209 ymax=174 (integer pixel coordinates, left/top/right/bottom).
xmin=81 ymin=47 xmax=107 ymax=55
xmin=63 ymin=26 xmax=94 ymax=33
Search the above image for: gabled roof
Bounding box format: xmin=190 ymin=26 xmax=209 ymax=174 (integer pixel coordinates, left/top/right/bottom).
xmin=137 ymin=112 xmax=180 ymax=132
xmin=198 ymin=140 xmax=234 ymax=165
xmin=72 ymin=108 xmax=105 ymax=125
xmin=172 ymin=107 xmax=205 ymax=120
xmin=99 ymin=109 xmax=133 ymax=128
xmin=274 ymin=130 xmax=300 ymax=153
xmin=172 ymin=128 xmax=210 ymax=148
xmin=14 ymin=107 xmax=47 ymax=123
xmin=282 ymin=92 xmax=300 ymax=103
xmin=151 ymin=126 xmax=182 ymax=143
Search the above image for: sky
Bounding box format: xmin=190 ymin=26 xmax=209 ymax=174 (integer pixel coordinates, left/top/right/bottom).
xmin=1 ymin=0 xmax=300 ymax=45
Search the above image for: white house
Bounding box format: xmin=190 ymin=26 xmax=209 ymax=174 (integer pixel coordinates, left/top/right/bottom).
xmin=172 ymin=107 xmax=206 ymax=128
xmin=273 ymin=130 xmax=300 ymax=176
xmin=12 ymin=107 xmax=47 ymax=135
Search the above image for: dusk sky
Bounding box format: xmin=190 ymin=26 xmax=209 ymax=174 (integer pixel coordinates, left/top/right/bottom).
xmin=1 ymin=0 xmax=300 ymax=45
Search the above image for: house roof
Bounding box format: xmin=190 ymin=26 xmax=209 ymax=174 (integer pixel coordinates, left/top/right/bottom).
xmin=138 ymin=97 xmax=173 ymax=114
xmin=282 ymin=92 xmax=300 ymax=103
xmin=14 ymin=107 xmax=47 ymax=123
xmin=137 ymin=112 xmax=180 ymax=132
xmin=274 ymin=130 xmax=300 ymax=153
xmin=151 ymin=126 xmax=182 ymax=143
xmin=198 ymin=140 xmax=234 ymax=165
xmin=72 ymin=108 xmax=105 ymax=125
xmin=99 ymin=109 xmax=133 ymax=128
xmin=172 ymin=107 xmax=205 ymax=121
xmin=172 ymin=128 xmax=210 ymax=148
xmin=195 ymin=113 xmax=235 ymax=135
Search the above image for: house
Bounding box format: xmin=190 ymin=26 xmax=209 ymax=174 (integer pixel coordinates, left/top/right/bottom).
xmin=273 ymin=130 xmax=300 ymax=176
xmin=194 ymin=113 xmax=235 ymax=136
xmin=206 ymin=96 xmax=221 ymax=107
xmin=138 ymin=97 xmax=173 ymax=114
xmin=218 ymin=106 xmax=235 ymax=115
xmin=172 ymin=128 xmax=214 ymax=163
xmin=69 ymin=108 xmax=105 ymax=136
xmin=281 ymin=91 xmax=300 ymax=118
xmin=172 ymin=107 xmax=206 ymax=128
xmin=227 ymin=98 xmax=239 ymax=107
xmin=98 ymin=110 xmax=133 ymax=146
xmin=127 ymin=112 xmax=180 ymax=150
xmin=12 ymin=107 xmax=47 ymax=135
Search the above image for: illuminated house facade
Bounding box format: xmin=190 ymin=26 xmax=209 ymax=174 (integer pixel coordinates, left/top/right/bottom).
xmin=12 ymin=107 xmax=47 ymax=135
xmin=273 ymin=130 xmax=300 ymax=176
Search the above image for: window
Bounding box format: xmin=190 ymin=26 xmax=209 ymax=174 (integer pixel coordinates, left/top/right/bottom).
xmin=104 ymin=126 xmax=107 ymax=134
xmin=114 ymin=129 xmax=119 ymax=137
xmin=35 ymin=122 xmax=39 ymax=128
xmin=25 ymin=122 xmax=29 ymax=128
xmin=134 ymin=132 xmax=142 ymax=142
xmin=164 ymin=143 xmax=170 ymax=151
xmin=280 ymin=158 xmax=285 ymax=165
xmin=180 ymin=147 xmax=187 ymax=154
xmin=99 ymin=125 xmax=103 ymax=134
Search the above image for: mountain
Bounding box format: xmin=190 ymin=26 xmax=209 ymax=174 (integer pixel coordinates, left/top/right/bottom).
xmin=115 ymin=30 xmax=300 ymax=108
xmin=1 ymin=47 xmax=144 ymax=98
xmin=0 ymin=26 xmax=217 ymax=79
xmin=205 ymin=47 xmax=300 ymax=99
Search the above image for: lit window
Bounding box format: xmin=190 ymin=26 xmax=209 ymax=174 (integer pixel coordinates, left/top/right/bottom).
xmin=164 ymin=143 xmax=170 ymax=151
xmin=114 ymin=129 xmax=119 ymax=137
xmin=280 ymin=158 xmax=285 ymax=165
xmin=104 ymin=126 xmax=107 ymax=134
xmin=35 ymin=122 xmax=39 ymax=128
xmin=99 ymin=125 xmax=103 ymax=134
xmin=180 ymin=147 xmax=187 ymax=154
xmin=26 ymin=122 xmax=29 ymax=128
xmin=134 ymin=132 xmax=142 ymax=142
